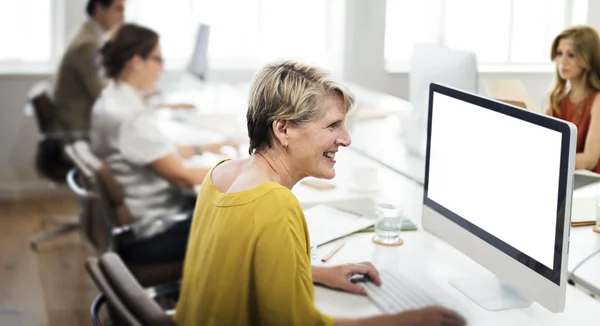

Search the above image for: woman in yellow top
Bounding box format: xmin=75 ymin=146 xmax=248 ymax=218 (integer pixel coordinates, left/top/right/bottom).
xmin=174 ymin=61 xmax=465 ymax=326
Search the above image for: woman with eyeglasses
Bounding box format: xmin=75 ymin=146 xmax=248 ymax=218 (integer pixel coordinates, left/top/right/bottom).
xmin=89 ymin=23 xmax=236 ymax=264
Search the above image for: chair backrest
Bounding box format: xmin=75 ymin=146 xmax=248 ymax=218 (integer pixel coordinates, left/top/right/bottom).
xmin=74 ymin=141 xmax=184 ymax=287
xmin=65 ymin=145 xmax=113 ymax=253
xmin=73 ymin=140 xmax=134 ymax=228
xmin=34 ymin=138 xmax=73 ymax=184
xmin=482 ymin=78 xmax=541 ymax=113
xmin=496 ymin=98 xmax=528 ymax=110
xmin=86 ymin=253 xmax=176 ymax=326
xmin=31 ymin=92 xmax=60 ymax=134
xmin=28 ymin=83 xmax=74 ymax=184
xmin=86 ymin=257 xmax=141 ymax=325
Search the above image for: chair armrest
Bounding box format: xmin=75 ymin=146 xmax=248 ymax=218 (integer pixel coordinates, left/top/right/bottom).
xmin=114 ymin=212 xmax=189 ymax=238
xmin=145 ymin=280 xmax=181 ymax=299
xmin=67 ymin=168 xmax=98 ymax=199
xmin=90 ymin=293 xmax=106 ymax=326
xmin=112 ymin=212 xmax=191 ymax=250
xmin=112 ymin=225 xmax=133 ymax=237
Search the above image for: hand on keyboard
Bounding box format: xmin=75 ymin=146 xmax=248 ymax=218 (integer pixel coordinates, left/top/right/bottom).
xmin=393 ymin=306 xmax=466 ymax=326
xmin=313 ymin=262 xmax=381 ymax=295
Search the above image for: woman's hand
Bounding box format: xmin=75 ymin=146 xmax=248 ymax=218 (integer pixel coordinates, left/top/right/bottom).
xmin=165 ymin=103 xmax=196 ymax=110
xmin=312 ymin=262 xmax=381 ymax=295
xmin=177 ymin=145 xmax=195 ymax=159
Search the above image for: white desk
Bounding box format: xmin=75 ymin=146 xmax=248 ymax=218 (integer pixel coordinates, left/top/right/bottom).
xmin=349 ymin=115 xmax=425 ymax=185
xmin=343 ymin=83 xmax=426 ymax=185
xmin=568 ymin=184 xmax=600 ymax=273
xmin=571 ymin=250 xmax=600 ymax=298
xmin=568 ymin=183 xmax=600 ymax=296
xmin=567 ymin=225 xmax=600 ymax=274
xmin=298 ymin=149 xmax=598 ymax=326
xmin=313 ymin=232 xmax=598 ymax=325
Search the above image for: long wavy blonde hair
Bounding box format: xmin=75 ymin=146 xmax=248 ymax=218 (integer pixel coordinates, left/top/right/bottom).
xmin=549 ymin=25 xmax=600 ymax=117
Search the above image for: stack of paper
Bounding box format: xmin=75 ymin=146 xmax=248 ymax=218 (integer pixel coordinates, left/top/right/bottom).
xmin=304 ymin=204 xmax=375 ymax=246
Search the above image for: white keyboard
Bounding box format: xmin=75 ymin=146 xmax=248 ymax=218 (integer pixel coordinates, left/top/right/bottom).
xmin=360 ymin=269 xmax=438 ymax=313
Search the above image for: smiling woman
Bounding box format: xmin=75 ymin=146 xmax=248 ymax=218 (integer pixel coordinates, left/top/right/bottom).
xmin=174 ymin=60 xmax=465 ymax=326
xmin=245 ymin=61 xmax=355 ymax=182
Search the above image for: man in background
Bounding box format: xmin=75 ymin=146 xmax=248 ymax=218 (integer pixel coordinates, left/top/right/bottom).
xmin=53 ymin=0 xmax=125 ymax=138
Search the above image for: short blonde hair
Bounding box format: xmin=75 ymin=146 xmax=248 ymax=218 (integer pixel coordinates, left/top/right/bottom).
xmin=246 ymin=60 xmax=355 ymax=154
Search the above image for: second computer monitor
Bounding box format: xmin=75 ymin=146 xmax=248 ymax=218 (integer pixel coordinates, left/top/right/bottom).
xmin=405 ymin=44 xmax=478 ymax=157
xmin=187 ymin=23 xmax=210 ymax=81
xmin=422 ymin=83 xmax=576 ymax=313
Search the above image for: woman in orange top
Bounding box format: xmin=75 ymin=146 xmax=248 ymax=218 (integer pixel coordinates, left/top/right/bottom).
xmin=546 ymin=25 xmax=600 ymax=172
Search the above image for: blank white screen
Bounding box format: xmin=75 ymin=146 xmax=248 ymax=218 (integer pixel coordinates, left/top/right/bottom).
xmin=428 ymin=92 xmax=563 ymax=269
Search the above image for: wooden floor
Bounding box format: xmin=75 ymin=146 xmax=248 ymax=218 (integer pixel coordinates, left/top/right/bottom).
xmin=0 ymin=197 xmax=97 ymax=326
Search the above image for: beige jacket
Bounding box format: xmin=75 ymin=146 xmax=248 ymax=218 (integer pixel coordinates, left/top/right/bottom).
xmin=53 ymin=21 xmax=105 ymax=134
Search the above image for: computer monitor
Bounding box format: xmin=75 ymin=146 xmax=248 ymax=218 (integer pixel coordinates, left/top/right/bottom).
xmin=405 ymin=44 xmax=478 ymax=157
xmin=187 ymin=23 xmax=210 ymax=80
xmin=422 ymin=83 xmax=576 ymax=313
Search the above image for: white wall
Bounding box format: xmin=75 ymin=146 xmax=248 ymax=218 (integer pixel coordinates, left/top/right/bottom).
xmin=0 ymin=0 xmax=595 ymax=199
xmin=342 ymin=0 xmax=555 ymax=106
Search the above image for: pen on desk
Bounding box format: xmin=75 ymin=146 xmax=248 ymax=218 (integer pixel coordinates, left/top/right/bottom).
xmin=321 ymin=242 xmax=345 ymax=262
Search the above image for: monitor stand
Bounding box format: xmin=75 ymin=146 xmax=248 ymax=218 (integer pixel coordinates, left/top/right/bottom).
xmin=448 ymin=277 xmax=533 ymax=311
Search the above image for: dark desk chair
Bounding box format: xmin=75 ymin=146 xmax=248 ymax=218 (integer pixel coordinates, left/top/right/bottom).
xmin=64 ymin=145 xmax=112 ymax=253
xmin=27 ymin=85 xmax=81 ymax=250
xmin=86 ymin=252 xmax=177 ymax=326
xmin=72 ymin=140 xmax=184 ymax=287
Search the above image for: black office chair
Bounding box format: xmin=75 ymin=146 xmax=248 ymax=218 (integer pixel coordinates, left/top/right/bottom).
xmin=26 ymin=82 xmax=81 ymax=250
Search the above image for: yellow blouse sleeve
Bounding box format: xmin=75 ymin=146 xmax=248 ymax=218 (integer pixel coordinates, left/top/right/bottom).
xmin=253 ymin=191 xmax=334 ymax=326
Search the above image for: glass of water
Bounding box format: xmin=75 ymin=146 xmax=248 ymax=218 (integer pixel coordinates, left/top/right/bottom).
xmin=373 ymin=202 xmax=404 ymax=245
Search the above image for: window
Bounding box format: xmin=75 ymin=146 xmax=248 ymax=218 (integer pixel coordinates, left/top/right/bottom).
xmin=572 ymin=0 xmax=589 ymax=25
xmin=384 ymin=0 xmax=587 ymax=71
xmin=125 ymin=0 xmax=344 ymax=70
xmin=0 ymin=0 xmax=54 ymax=63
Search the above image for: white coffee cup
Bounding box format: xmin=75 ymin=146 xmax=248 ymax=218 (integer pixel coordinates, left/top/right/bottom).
xmin=352 ymin=166 xmax=378 ymax=189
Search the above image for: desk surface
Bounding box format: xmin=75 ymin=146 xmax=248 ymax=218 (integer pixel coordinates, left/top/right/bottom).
xmin=300 ymin=149 xmax=598 ymax=326
xmin=569 ymin=183 xmax=600 ymax=276
xmin=569 ymin=184 xmax=600 ymax=296
xmin=313 ymin=233 xmax=598 ymax=326
xmin=349 ymin=115 xmax=425 ymax=185
xmin=572 ymin=249 xmax=600 ymax=297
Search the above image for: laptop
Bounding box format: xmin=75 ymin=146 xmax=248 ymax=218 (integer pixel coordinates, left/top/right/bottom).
xmin=573 ymin=170 xmax=600 ymax=190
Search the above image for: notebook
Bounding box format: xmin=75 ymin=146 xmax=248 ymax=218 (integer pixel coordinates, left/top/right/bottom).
xmin=304 ymin=204 xmax=375 ymax=247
